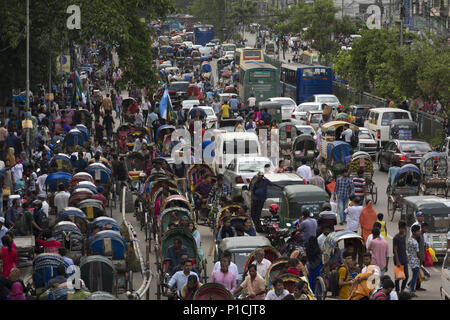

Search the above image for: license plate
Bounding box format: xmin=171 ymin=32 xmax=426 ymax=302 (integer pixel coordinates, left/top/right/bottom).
xmin=416 ymin=159 xmax=421 ymax=164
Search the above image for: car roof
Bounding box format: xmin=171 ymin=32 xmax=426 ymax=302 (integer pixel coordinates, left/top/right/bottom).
xmin=261 ymin=173 xmax=303 ymax=182
xmin=170 ymin=81 xmax=188 ymax=84
xmin=221 ymin=132 xmax=258 ymax=140
xmin=236 ymin=156 xmax=271 ymax=163
xmin=299 ymin=102 xmax=322 ymax=106
xmin=396 ymin=140 xmax=429 ymax=145
xmin=313 ymin=94 xmax=337 ymax=97
xmin=269 ymin=97 xmax=295 ymax=101
xmin=368 ymin=108 xmax=410 ymax=113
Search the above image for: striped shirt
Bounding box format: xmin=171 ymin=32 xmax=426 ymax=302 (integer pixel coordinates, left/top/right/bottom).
xmin=352 ymin=177 xmax=366 ymax=197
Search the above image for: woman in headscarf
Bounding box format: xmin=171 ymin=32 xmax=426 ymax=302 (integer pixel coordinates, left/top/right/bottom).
xmin=7 ymin=282 xmax=25 ymax=300
xmin=6 ymin=147 xmax=16 ymax=167
xmin=305 ymin=236 xmax=323 ymax=293
xmin=359 ymin=200 xmax=377 ymax=242
xmin=216 ymin=216 xmax=236 ymax=241
xmin=180 ymin=274 xmax=202 ymax=300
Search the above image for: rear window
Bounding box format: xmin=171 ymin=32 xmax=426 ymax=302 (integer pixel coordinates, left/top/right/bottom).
xmin=317 ymin=96 xmax=338 ymax=103
xmin=249 ymin=70 xmax=275 ymax=84
xmin=223 ymin=139 xmax=259 ymax=154
xmin=296 ymin=127 xmax=315 ymax=136
xmin=299 ymin=104 xmax=320 ymax=112
xmin=169 ymin=82 xmax=189 ymax=91
xmin=267 ymin=181 xmax=303 ymax=198
xmin=359 ymin=132 xmax=373 ymax=139
xmin=202 ymin=108 xmax=214 ymax=116
xmin=381 ymin=112 xmax=410 ymax=126
xmin=310 ymin=113 xmax=322 ymax=123
xmin=424 ymin=214 xmax=450 ymax=233
xmin=399 ymin=142 xmax=431 ymax=153
xmin=238 ymin=161 xmax=270 ymax=173
xmin=355 ymin=108 xmax=370 ymax=116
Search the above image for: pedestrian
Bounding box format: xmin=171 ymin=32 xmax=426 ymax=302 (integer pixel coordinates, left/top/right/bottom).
xmin=368 ymin=228 xmax=389 ymax=276
xmin=296 ymin=159 xmax=312 ymax=182
xmin=359 ymin=200 xmax=377 ymax=242
xmin=211 ymin=257 xmax=237 ymax=292
xmin=352 ymin=169 xmax=366 ymax=203
xmin=341 ymin=123 xmax=353 ymax=143
xmin=0 ymin=235 xmax=17 ymax=277
xmin=393 ymin=220 xmax=409 ymax=293
xmin=309 ymin=168 xmax=325 ymax=190
xmin=376 ymin=213 xmax=388 ymax=240
xmin=115 ymin=91 xmax=122 ymax=119
xmin=338 ymin=250 xmax=354 ymax=299
xmin=344 ymin=196 xmax=363 ymax=233
xmin=335 ymin=171 xmax=354 ymax=225
xmin=142 ymin=96 xmax=150 ymax=125
xmin=102 ymin=110 xmax=115 ymax=141
xmin=370 ymin=278 xmax=395 ymax=300
xmin=407 ymin=225 xmax=421 ymax=297
xmin=305 ymin=236 xmax=322 ymax=292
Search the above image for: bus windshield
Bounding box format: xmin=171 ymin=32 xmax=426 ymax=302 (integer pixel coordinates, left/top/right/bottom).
xmin=249 ymin=70 xmax=275 ymax=84
xmin=244 ymin=50 xmax=262 ymax=60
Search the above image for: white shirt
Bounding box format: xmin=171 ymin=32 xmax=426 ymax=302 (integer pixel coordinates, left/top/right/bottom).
xmin=54 ymin=191 xmax=70 ymax=214
xmin=296 ymin=165 xmax=312 ymax=181
xmin=342 ymin=128 xmax=353 ymax=143
xmin=133 ymin=138 xmax=147 ymax=152
xmin=141 ymin=101 xmax=150 ymax=111
xmin=317 ymin=233 xmax=327 ymax=251
xmin=11 ymin=163 xmax=23 ymax=181
xmin=265 ymin=289 xmax=290 ymax=300
xmin=366 ymin=233 xmax=387 ymax=249
xmin=42 ymin=200 xmax=49 ymax=217
xmin=213 ymin=261 xmax=239 ymax=280
xmin=248 ymin=97 xmax=256 ymax=107
xmin=0 ymin=226 xmax=9 ymax=247
xmin=255 ymin=258 xmax=272 ymax=279
xmin=36 ymin=174 xmax=48 ymax=198
xmin=344 ymin=205 xmax=363 ymax=232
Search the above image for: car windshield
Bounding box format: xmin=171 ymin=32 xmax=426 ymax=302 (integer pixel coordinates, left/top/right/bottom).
xmin=359 ymin=132 xmax=373 ymax=139
xmin=300 ymin=104 xmax=320 ymax=112
xmin=202 ymin=108 xmax=214 ymax=116
xmin=317 ymin=96 xmax=338 ymax=103
xmin=310 ymin=114 xmax=322 ymax=123
xmin=297 ymin=127 xmax=315 ymax=136
xmin=267 ymin=180 xmax=303 ymax=198
xmin=275 ymin=100 xmax=295 ymax=107
xmin=355 ymin=108 xmax=371 ymax=116
xmin=169 ymin=82 xmax=188 ymax=91
xmin=381 ymin=112 xmax=410 ymax=125
xmin=399 ymin=142 xmax=431 ymax=153
xmin=239 ymin=161 xmax=270 ymax=173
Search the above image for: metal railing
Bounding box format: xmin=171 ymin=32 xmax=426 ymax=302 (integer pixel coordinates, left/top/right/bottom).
xmin=122 ymin=186 xmax=153 ymax=300
xmin=332 ymin=81 xmax=389 ymax=108
xmin=412 ymin=110 xmax=445 ymax=139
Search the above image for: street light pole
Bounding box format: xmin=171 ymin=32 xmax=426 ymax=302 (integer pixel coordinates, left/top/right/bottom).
xmin=26 ymin=0 xmax=30 ymax=112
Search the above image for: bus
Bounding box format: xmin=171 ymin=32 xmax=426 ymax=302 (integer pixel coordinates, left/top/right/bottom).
xmin=299 ymin=51 xmax=319 ymax=65
xmin=194 ymin=25 xmax=215 ymax=46
xmin=280 ymin=63 xmax=332 ymax=105
xmin=238 ymin=62 xmax=280 ymax=104
xmin=234 ymin=48 xmax=264 ymax=70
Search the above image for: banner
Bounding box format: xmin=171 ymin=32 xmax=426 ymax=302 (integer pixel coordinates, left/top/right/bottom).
xmin=56 ymin=55 xmax=71 ymax=73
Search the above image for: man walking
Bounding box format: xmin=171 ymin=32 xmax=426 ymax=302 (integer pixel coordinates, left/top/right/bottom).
xmin=368 ymin=228 xmax=389 ymax=276
xmin=335 ymin=171 xmax=354 ymax=225
xmin=393 ymin=221 xmax=409 ymax=293
xmin=309 ymin=168 xmax=325 ymax=190
xmin=296 ymin=159 xmax=312 ymax=182
xmin=407 ymin=225 xmax=421 ymax=297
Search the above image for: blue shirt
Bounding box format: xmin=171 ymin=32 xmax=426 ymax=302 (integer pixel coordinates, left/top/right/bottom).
xmin=299 ymin=218 xmax=318 ymax=243
xmin=335 ymin=176 xmax=354 ymax=199
xmin=229 ymin=98 xmax=239 ymax=110
xmin=252 ymin=178 xmax=273 ymax=201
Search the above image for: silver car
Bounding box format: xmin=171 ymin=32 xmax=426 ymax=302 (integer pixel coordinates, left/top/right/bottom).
xmin=358 ymin=127 xmax=377 ymax=159
xmin=224 ymin=157 xmax=274 ymax=200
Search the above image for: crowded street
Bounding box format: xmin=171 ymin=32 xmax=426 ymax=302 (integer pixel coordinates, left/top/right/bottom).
xmin=0 ymin=0 xmax=449 ymax=303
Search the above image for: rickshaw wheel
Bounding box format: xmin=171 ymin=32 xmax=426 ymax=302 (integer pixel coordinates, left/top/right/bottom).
xmin=387 ymin=197 xmax=395 ymax=221
xmin=315 ymin=276 xmax=327 ymax=300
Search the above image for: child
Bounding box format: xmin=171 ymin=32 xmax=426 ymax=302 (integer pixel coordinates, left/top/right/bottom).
xmin=377 ymin=213 xmax=387 ymax=240
xmin=347 ymin=194 xmax=356 ymax=207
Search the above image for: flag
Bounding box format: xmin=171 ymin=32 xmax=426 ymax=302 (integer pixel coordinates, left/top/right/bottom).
xmin=159 ymin=85 xmax=175 ymax=124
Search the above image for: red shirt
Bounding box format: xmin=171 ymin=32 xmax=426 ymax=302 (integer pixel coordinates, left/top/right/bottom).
xmin=286 ymin=267 xmax=300 ymax=276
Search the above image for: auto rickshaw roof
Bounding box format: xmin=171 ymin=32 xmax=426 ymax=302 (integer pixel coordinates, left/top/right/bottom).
xmin=389 ymin=119 xmax=417 ymax=127
xmin=283 ymin=184 xmax=329 ymax=203
xmin=402 ymin=196 xmax=450 ymax=213
xmin=321 ymin=121 xmax=359 ymax=131
xmin=219 ymin=236 xmax=271 ymax=251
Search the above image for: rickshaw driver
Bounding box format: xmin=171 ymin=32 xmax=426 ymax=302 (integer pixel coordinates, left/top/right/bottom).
xmin=134 ymin=172 xmax=147 ymax=208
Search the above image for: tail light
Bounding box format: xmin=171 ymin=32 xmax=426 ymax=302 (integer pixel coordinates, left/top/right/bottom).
xmin=306 ymin=121 xmax=310 ymax=125
xmin=291 ymin=114 xmax=296 ymax=119
xmin=219 ymin=164 xmax=222 ymax=169
xmin=399 ymin=156 xmax=407 ymax=161
xmin=235 ymin=176 xmax=244 ymax=184
xmin=377 ymin=130 xmax=381 ymax=139
xmin=169 ymin=90 xmax=175 ymax=94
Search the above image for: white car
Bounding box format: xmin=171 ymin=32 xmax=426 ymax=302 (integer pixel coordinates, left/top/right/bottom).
xmin=292 ymin=102 xmax=323 ymax=122
xmin=358 ymin=127 xmax=377 ymax=159
xmin=306 ymin=94 xmax=342 ymax=111
xmin=182 ymin=41 xmax=193 ymax=48
xmin=182 ymin=99 xmax=200 ymax=116
xmin=199 ymin=46 xmax=213 ymax=58
xmin=224 ymin=156 xmax=274 ymax=200
xmin=441 ymin=249 xmax=450 ymax=300
xmin=188 ymin=106 xmax=218 ymax=129
xmin=192 ymin=44 xmax=203 ymax=50
xmin=223 ymin=51 xmax=235 ymax=61
xmin=267 ymin=97 xmax=296 ymax=122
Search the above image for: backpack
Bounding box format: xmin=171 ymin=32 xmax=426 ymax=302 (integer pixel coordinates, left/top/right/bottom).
xmin=329 ymin=265 xmax=348 ymax=297
xmin=36 ymin=211 xmax=49 ymax=230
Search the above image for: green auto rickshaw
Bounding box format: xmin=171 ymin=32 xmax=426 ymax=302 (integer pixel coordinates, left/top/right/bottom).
xmin=279 ymin=184 xmax=330 ymax=228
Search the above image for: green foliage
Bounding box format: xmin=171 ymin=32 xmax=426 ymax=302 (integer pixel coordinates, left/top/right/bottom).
xmin=0 ymin=0 xmax=174 ymax=101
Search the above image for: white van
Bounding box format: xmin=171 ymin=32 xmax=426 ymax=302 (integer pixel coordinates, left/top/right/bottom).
xmin=364 ymin=108 xmax=412 ymax=148
xmin=212 ymin=131 xmax=261 ymax=174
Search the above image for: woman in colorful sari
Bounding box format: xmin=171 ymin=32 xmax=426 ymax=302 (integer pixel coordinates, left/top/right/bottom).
xmin=180 ymin=274 xmax=202 ymax=300
xmin=359 ymin=200 xmax=377 ymax=242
